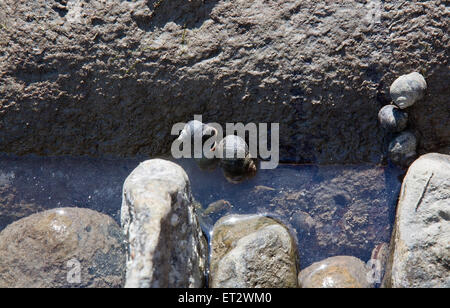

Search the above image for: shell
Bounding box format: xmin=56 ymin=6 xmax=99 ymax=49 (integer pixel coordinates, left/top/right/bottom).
xmin=378 ymin=104 xmax=408 ymax=132
xmin=177 ymin=120 xmax=218 ymax=159
xmin=216 ymin=135 xmax=257 ymax=182
xmin=390 ymin=72 xmax=427 ymax=109
xmin=388 ymin=131 xmax=417 ymax=167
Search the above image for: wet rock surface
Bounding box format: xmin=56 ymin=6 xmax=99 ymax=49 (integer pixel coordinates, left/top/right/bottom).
xmin=298 ymin=256 xmax=371 ymax=288
xmin=0 ymin=207 xmax=126 ymax=288
xmin=210 ymin=215 xmax=298 ymax=288
xmin=384 ymin=153 xmax=450 ymax=288
xmin=0 ymin=0 xmax=448 ymax=163
xmin=121 ymin=159 xmax=207 ymax=288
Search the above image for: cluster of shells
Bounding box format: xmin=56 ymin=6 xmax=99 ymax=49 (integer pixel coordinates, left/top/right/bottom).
xmin=177 ymin=121 xmax=257 ymax=183
xmin=378 ymin=72 xmax=428 ymax=167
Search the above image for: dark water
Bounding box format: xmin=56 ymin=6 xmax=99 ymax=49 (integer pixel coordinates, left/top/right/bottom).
xmin=0 ymin=154 xmax=403 ymax=269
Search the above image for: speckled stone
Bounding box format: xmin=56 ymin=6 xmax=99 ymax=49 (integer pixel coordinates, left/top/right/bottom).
xmin=0 ymin=208 xmax=126 ymax=288
xmin=121 ymin=159 xmax=207 ymax=288
xmin=383 ymin=153 xmax=450 ymax=288
xmin=298 ymin=256 xmax=372 ymax=288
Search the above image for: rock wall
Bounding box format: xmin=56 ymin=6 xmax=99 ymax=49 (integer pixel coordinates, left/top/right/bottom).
xmin=0 ymin=0 xmax=448 ymax=163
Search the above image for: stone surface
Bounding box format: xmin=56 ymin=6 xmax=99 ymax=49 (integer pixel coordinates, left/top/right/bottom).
xmin=378 ymin=104 xmax=408 ymax=132
xmin=383 ymin=153 xmax=450 ymax=288
xmin=390 ymin=72 xmax=427 ymax=109
xmin=298 ymin=256 xmax=372 ymax=288
xmin=0 ymin=208 xmax=126 ymax=288
xmin=388 ymin=131 xmax=417 ymax=167
xmin=0 ymin=0 xmax=448 ymax=163
xmin=210 ymin=215 xmax=298 ymax=288
xmin=121 ymin=159 xmax=207 ymax=288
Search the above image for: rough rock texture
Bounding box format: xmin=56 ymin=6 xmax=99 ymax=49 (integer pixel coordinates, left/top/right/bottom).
xmin=0 ymin=208 xmax=126 ymax=288
xmin=390 ymin=72 xmax=427 ymax=109
xmin=0 ymin=0 xmax=448 ymax=163
xmin=384 ymin=153 xmax=450 ymax=288
xmin=121 ymin=159 xmax=207 ymax=288
xmin=210 ymin=215 xmax=298 ymax=288
xmin=298 ymin=256 xmax=372 ymax=288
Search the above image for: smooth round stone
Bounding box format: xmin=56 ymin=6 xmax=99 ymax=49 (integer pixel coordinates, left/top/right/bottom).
xmin=388 ymin=131 xmax=418 ymax=167
xmin=210 ymin=215 xmax=298 ymax=288
xmin=0 ymin=208 xmax=126 ymax=288
xmin=378 ymin=105 xmax=408 ymax=132
xmin=298 ymin=256 xmax=372 ymax=288
xmin=390 ymin=72 xmax=427 ymax=109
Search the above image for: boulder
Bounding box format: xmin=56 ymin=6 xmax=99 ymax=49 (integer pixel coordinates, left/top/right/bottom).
xmin=121 ymin=159 xmax=207 ymax=288
xmin=298 ymin=256 xmax=372 ymax=288
xmin=0 ymin=208 xmax=126 ymax=288
xmin=210 ymin=215 xmax=298 ymax=288
xmin=383 ymin=153 xmax=450 ymax=288
xmin=0 ymin=0 xmax=448 ymax=163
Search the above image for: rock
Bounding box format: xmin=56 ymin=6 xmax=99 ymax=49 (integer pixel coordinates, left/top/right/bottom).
xmin=388 ymin=131 xmax=417 ymax=167
xmin=1 ymin=0 xmax=448 ymax=164
xmin=390 ymin=72 xmax=427 ymax=109
xmin=298 ymin=256 xmax=372 ymax=288
xmin=378 ymin=105 xmax=408 ymax=132
xmin=210 ymin=215 xmax=298 ymax=288
xmin=121 ymin=159 xmax=207 ymax=288
xmin=0 ymin=208 xmax=126 ymax=288
xmin=368 ymin=242 xmax=390 ymax=287
xmin=383 ymin=153 xmax=450 ymax=288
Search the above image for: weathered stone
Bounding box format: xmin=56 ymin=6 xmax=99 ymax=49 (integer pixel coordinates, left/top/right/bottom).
xmin=210 ymin=215 xmax=298 ymax=288
xmin=0 ymin=0 xmax=448 ymax=163
xmin=368 ymin=242 xmax=390 ymax=288
xmin=0 ymin=208 xmax=126 ymax=288
xmin=390 ymin=72 xmax=427 ymax=109
xmin=378 ymin=105 xmax=408 ymax=132
xmin=121 ymin=159 xmax=207 ymax=288
xmin=388 ymin=131 xmax=417 ymax=167
xmin=298 ymin=256 xmax=372 ymax=288
xmin=383 ymin=153 xmax=450 ymax=288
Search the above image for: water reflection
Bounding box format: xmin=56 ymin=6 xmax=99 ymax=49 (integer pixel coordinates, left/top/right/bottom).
xmin=0 ymin=154 xmax=403 ymax=269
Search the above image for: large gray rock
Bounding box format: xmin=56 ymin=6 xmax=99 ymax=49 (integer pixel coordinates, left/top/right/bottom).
xmin=298 ymin=256 xmax=372 ymax=288
xmin=384 ymin=153 xmax=450 ymax=288
xmin=121 ymin=159 xmax=207 ymax=288
xmin=0 ymin=0 xmax=448 ymax=163
xmin=210 ymin=215 xmax=298 ymax=288
xmin=0 ymin=208 xmax=126 ymax=288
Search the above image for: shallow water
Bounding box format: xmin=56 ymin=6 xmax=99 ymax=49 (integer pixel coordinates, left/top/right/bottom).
xmin=0 ymin=154 xmax=404 ymax=269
